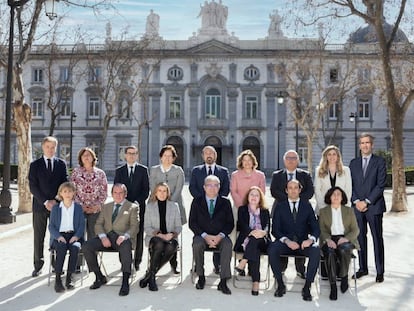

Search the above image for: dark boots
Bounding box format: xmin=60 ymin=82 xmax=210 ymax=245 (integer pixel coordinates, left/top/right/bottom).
xmin=139 ymin=271 xmax=151 ymax=288
xmin=119 ymin=272 xmax=130 ymax=296
xmin=65 ymin=272 xmax=75 ymax=290
xmin=148 ymin=273 xmax=158 ymax=291
xmin=54 ymin=273 xmax=65 ymax=293
xmin=329 ymin=283 xmax=338 ymax=300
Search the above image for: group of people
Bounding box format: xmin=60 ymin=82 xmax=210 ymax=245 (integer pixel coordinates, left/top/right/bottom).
xmin=28 ymin=132 xmax=386 ymax=302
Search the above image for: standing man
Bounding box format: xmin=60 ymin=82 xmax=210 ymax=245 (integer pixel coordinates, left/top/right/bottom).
xmin=268 ymin=179 xmax=320 ymax=301
xmin=82 ymin=184 xmax=138 ymax=296
xmin=114 ymin=146 xmax=149 ymax=271
xmin=189 ymin=175 xmax=234 ymax=295
xmin=29 ymin=136 xmax=68 ymax=277
xmin=189 ymin=145 xmax=230 ymax=274
xmin=269 ymin=150 xmax=314 ymax=278
xmin=349 ymin=133 xmax=386 ymax=283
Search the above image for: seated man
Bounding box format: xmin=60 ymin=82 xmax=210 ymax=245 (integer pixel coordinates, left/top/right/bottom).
xmin=189 ymin=175 xmax=234 ymax=295
xmin=268 ymin=179 xmax=320 ymax=301
xmin=82 ymin=183 xmax=138 ymax=296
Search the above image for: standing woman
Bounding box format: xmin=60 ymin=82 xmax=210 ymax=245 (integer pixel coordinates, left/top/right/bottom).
xmin=71 ymin=147 xmax=108 ymax=240
xmin=314 ymin=145 xmax=352 ymax=215
xmin=234 ymin=186 xmax=270 ymax=296
xmin=230 ymin=149 xmax=266 ymax=209
xmin=149 ymin=145 xmax=185 ymax=274
xmin=139 ymin=182 xmax=182 ymax=291
xmin=319 ymin=186 xmax=360 ymax=300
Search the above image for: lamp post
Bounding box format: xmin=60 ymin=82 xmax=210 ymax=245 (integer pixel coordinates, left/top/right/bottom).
xmin=0 ymin=0 xmax=57 ymax=223
xmin=69 ymin=112 xmax=77 ymax=168
xmin=276 ymin=90 xmax=298 ymax=152
xmin=349 ymin=112 xmax=358 ymax=158
xmin=277 ymin=122 xmax=282 ymax=169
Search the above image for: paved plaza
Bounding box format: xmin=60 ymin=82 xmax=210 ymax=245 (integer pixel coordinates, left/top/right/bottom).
xmin=0 ymin=184 xmax=413 ymax=311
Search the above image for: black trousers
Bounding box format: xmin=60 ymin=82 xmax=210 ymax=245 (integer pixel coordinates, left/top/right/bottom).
xmin=33 ymin=209 xmax=49 ymax=271
xmin=84 ymin=213 xmax=99 ymax=240
xmin=51 ymin=232 xmax=81 ymax=273
xmin=135 ymin=205 xmax=145 ymax=265
xmin=237 ymin=237 xmax=268 ymax=282
xmin=322 ymin=237 xmax=355 ymax=284
xmin=148 ymin=237 xmax=178 ymax=274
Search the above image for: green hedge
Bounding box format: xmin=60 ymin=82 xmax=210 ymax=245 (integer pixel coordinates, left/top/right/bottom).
xmin=386 ymin=167 xmax=414 ymax=187
xmin=0 ymin=163 xmax=19 ymax=181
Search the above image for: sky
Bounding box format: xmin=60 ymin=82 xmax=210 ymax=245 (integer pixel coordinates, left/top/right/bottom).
xmin=27 ymin=0 xmax=414 ymax=44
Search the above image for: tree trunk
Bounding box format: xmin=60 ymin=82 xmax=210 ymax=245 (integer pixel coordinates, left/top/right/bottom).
xmin=13 ymin=101 xmax=33 ymax=213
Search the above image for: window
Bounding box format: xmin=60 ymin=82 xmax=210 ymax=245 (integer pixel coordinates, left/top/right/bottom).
xmin=169 ymin=95 xmax=181 ymax=118
xmin=88 ymin=96 xmax=100 ymax=118
xmin=358 ymin=98 xmax=370 ymax=120
xmin=329 ymin=68 xmax=338 ymax=83
xmin=33 ymin=68 xmax=44 ymax=83
xmin=89 ymin=66 xmax=101 ymax=83
xmin=167 ymin=65 xmax=183 ymax=81
xmin=328 ymin=101 xmax=339 ymax=120
xmin=86 ymin=141 xmax=100 ymax=163
xmin=244 ymin=65 xmax=260 ymax=81
xmin=60 ymin=67 xmax=71 ymax=83
xmin=60 ymin=96 xmax=71 ymax=117
xmin=32 ymin=97 xmax=44 ymax=118
xmin=298 ymin=143 xmax=308 ymax=166
xmin=245 ymin=96 xmax=258 ymax=119
xmin=205 ymin=88 xmax=221 ymax=119
xmin=59 ymin=144 xmax=70 ymax=163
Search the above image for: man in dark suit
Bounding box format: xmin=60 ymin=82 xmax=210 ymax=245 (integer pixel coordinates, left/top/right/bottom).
xmin=268 ymin=179 xmax=320 ymax=301
xmin=82 ymin=183 xmax=139 ymax=296
xmin=189 ymin=175 xmax=234 ymax=295
xmin=349 ymin=133 xmax=386 ymax=283
xmin=189 ymin=145 xmax=230 ymax=274
xmin=270 ymin=149 xmax=314 ymax=278
xmin=114 ymin=145 xmax=149 ymax=271
xmin=29 ymin=136 xmax=68 ymax=277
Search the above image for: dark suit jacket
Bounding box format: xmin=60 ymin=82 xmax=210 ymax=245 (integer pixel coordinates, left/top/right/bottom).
xmin=189 ymin=196 xmax=234 ymax=237
xmin=271 ymin=200 xmax=320 ymax=244
xmin=49 ymin=202 xmax=85 ymax=246
xmin=270 ymin=168 xmax=314 ymax=203
xmin=114 ymin=163 xmax=150 ymax=209
xmin=234 ymin=205 xmax=270 ymax=251
xmin=349 ymin=154 xmax=386 ymax=215
xmin=29 ymin=157 xmax=68 ymax=213
xmin=189 ymin=164 xmax=230 ymax=199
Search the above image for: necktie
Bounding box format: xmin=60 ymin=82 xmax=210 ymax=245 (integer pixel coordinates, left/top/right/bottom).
xmin=362 ymin=158 xmax=368 ymax=177
xmin=47 ymin=158 xmax=52 ymax=173
xmin=292 ymin=201 xmax=297 ymax=223
xmin=288 ymin=173 xmax=294 ymax=181
xmin=112 ymin=203 xmax=121 ymax=223
xmin=209 ymin=199 xmax=215 ymax=217
xmin=208 ymin=166 xmax=213 ymax=176
xmin=129 ymin=166 xmax=134 ymax=181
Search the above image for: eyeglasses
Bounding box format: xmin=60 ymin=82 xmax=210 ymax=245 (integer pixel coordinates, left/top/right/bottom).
xmin=285 ymin=156 xmax=298 ymax=161
xmin=205 ymin=184 xmax=220 ymax=188
xmin=126 ymin=152 xmax=137 ymax=155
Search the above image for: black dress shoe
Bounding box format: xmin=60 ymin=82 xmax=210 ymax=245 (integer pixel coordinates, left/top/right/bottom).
xmin=340 ymin=277 xmax=349 ymax=293
xmin=274 ymin=284 xmax=286 ymax=297
xmin=376 ymin=274 xmax=384 ymax=283
xmin=196 ymin=275 xmax=205 ymax=290
xmin=119 ymin=284 xmax=130 ymax=296
xmin=139 ymin=272 xmax=151 ymax=288
xmin=54 ymin=279 xmax=65 ymax=293
xmin=65 ymin=273 xmax=75 ymax=290
xmin=302 ymin=286 xmax=312 ymax=301
xmin=234 ymin=267 xmax=246 ymax=277
xmin=352 ymin=270 xmax=368 ymax=279
xmin=32 ymin=269 xmax=42 ymax=277
xmin=329 ymin=285 xmax=338 ymax=301
xmin=217 ymin=280 xmax=231 ymax=295
xmin=89 ymin=276 xmax=107 ymax=290
xmin=251 ymin=290 xmax=259 ymax=296
xmin=296 ymin=272 xmax=306 ymax=279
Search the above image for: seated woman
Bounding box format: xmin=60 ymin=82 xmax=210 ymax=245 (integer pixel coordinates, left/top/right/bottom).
xmin=234 ymin=186 xmax=270 ymax=296
xmin=139 ymin=182 xmax=182 ymax=291
xmin=49 ymin=182 xmax=85 ymax=293
xmin=319 ymin=186 xmax=360 ymax=300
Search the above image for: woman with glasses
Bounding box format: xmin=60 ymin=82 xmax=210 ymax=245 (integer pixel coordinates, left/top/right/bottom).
xmin=149 ymin=145 xmax=185 ymax=274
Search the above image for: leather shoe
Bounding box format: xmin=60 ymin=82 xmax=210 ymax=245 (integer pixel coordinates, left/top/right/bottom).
xmin=119 ymin=284 xmax=130 ymax=296
xmin=171 ymin=267 xmax=180 ymax=275
xmin=139 ymin=272 xmax=151 ymax=288
xmin=251 ymin=290 xmax=259 ymax=296
xmin=234 ymin=267 xmax=246 ymax=277
xmin=274 ymin=284 xmax=286 ymax=297
xmin=196 ymin=275 xmax=205 ymax=290
xmin=376 ymin=274 xmax=384 ymax=283
xmin=329 ymin=285 xmax=338 ymax=301
xmin=352 ymin=270 xmax=368 ymax=279
xmin=54 ymin=279 xmax=65 ymax=293
xmin=296 ymin=271 xmax=306 ymax=279
xmin=340 ymin=277 xmax=349 ymax=293
xmin=32 ymin=269 xmax=42 ymax=277
xmin=217 ymin=280 xmax=231 ymax=295
xmin=302 ymin=286 xmax=312 ymax=301
xmin=89 ymin=276 xmax=107 ymax=290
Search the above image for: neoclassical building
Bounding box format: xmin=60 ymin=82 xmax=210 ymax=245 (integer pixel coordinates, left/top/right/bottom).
xmin=1 ymin=1 xmax=413 ymax=178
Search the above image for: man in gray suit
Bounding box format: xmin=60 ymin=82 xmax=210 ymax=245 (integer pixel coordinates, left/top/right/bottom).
xmin=82 ymin=184 xmax=139 ymax=296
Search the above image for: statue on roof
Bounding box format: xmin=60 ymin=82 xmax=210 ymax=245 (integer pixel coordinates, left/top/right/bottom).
xmin=268 ymin=10 xmax=284 ymax=39
xmin=145 ymin=9 xmax=160 ymax=37
xmin=198 ymin=0 xmax=228 ymax=30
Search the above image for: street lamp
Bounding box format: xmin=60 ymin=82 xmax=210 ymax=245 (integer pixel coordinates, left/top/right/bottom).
xmin=69 ymin=112 xmax=77 ymax=168
xmin=277 ymin=122 xmax=282 ymax=169
xmin=0 ymin=0 xmax=58 ymax=223
xmin=277 ymin=91 xmax=299 ymax=152
xmin=349 ymin=112 xmax=358 ymax=158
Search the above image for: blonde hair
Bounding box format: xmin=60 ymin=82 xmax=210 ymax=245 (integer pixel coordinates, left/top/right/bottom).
xmin=317 ymin=145 xmax=345 ymax=178
xmin=56 ymin=182 xmax=76 ymax=201
xmin=149 ymin=182 xmax=171 ymax=202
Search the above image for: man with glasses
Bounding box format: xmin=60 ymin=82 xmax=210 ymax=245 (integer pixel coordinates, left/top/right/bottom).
xmin=114 ymin=146 xmax=150 ymax=270
xmin=270 ymin=150 xmax=314 ymax=279
xmin=189 ymin=175 xmax=234 ymax=295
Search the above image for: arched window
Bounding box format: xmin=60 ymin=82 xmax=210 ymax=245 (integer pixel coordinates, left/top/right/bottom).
xmin=166 ymin=136 xmax=184 ymax=168
xmin=242 ymin=136 xmax=261 ymax=169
